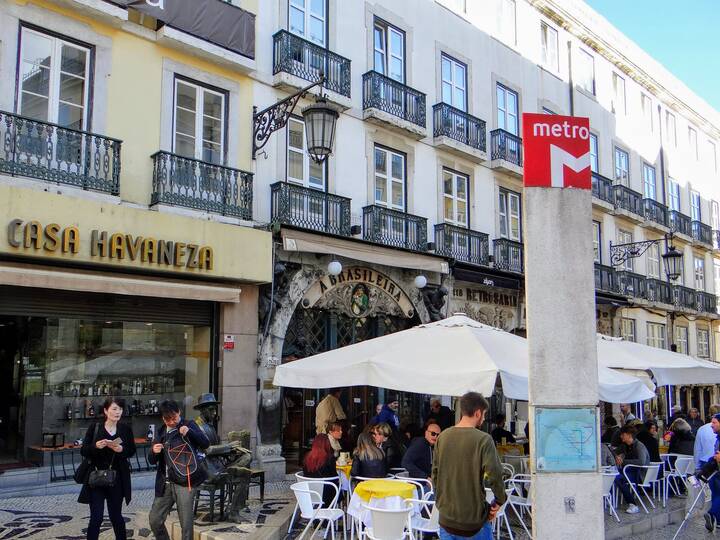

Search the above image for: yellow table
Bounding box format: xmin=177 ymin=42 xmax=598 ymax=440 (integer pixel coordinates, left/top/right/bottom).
xmin=497 ymin=443 xmax=524 ymax=457
xmin=336 ymin=462 xmax=352 ymax=480
xmin=353 ymin=479 xmax=415 ymax=502
xmin=659 ymin=446 xmax=669 ymax=455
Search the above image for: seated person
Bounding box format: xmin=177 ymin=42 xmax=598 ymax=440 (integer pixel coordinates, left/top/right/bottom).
xmin=373 ymin=422 xmax=405 ymax=470
xmin=635 ymin=420 xmax=661 ymax=463
xmin=401 ymin=423 xmax=440 ymax=480
xmin=351 ymin=432 xmax=387 ymax=479
xmin=327 ymin=422 xmax=343 ymax=457
xmin=601 ymin=415 xmax=621 ymax=446
xmin=613 ymin=425 xmax=650 ymax=515
xmin=424 ymin=399 xmax=454 ymax=431
xmin=491 ymin=414 xmax=516 ymax=444
xmin=302 ymin=434 xmax=339 ymax=507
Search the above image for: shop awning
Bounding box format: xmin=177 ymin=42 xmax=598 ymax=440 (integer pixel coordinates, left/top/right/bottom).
xmin=281 ymin=229 xmax=450 ymax=275
xmin=0 ymin=262 xmax=241 ymax=303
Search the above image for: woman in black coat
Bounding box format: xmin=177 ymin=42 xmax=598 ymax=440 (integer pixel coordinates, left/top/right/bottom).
xmin=351 ymin=432 xmax=387 ymax=479
xmin=667 ymin=418 xmax=696 ymax=456
xmin=78 ymin=397 xmax=136 ymax=540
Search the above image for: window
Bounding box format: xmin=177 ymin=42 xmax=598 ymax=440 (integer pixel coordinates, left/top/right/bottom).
xmin=621 ymin=318 xmax=636 ymax=342
xmin=287 ymin=117 xmax=324 ymax=189
xmin=612 ymin=73 xmax=625 ymax=115
xmin=617 ymin=229 xmax=633 ymax=271
xmin=496 ymin=84 xmax=519 ymax=136
xmin=497 ymin=0 xmax=516 ymax=46
xmin=441 ymin=54 xmax=467 ymax=111
xmin=646 ymin=243 xmax=661 ymax=279
xmin=540 ymin=22 xmax=559 ymax=71
xmin=665 ymin=111 xmax=676 ymax=146
xmin=712 ymin=200 xmax=720 ymax=231
xmin=592 ymin=221 xmax=601 ymax=263
xmin=589 ymin=133 xmax=598 ymax=173
xmin=288 ymin=0 xmax=326 ymax=46
xmin=646 ymin=322 xmax=666 ymax=349
xmin=641 ymin=94 xmax=653 ymax=132
xmin=707 ymin=140 xmax=717 ymax=172
xmin=374 ymin=146 xmax=405 ymax=210
xmin=173 ymin=79 xmax=225 ymax=164
xmin=577 ymin=49 xmax=595 ymax=95
xmin=675 ymin=326 xmax=688 ymax=354
xmin=668 ymin=179 xmax=681 ymax=211
xmin=688 ymin=127 xmax=698 ymax=159
xmin=499 ymin=189 xmax=521 ymax=241
xmin=695 ymin=256 xmax=706 ymax=291
xmin=642 ymin=163 xmax=656 ymax=200
xmin=698 ymin=328 xmax=711 ymax=358
xmin=443 ymin=169 xmax=469 ymax=226
xmin=614 ymin=147 xmax=629 ymax=186
xmin=374 ymin=19 xmax=405 ymax=83
xmin=690 ymin=190 xmax=701 ymax=221
xmin=18 ymin=27 xmax=91 ymax=130
xmin=714 ymin=261 xmax=720 ymax=295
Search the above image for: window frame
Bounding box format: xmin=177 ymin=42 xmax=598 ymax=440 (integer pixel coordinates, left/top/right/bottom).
xmin=642 ymin=163 xmax=656 ymax=200
xmin=646 ymin=243 xmax=661 ymax=279
xmin=694 ymin=256 xmax=706 ymax=291
xmin=373 ymin=18 xmax=406 ymax=84
xmin=373 ymin=144 xmax=406 ymax=211
xmin=540 ymin=21 xmax=559 ymax=72
xmin=496 ymin=83 xmax=519 ymax=136
xmin=641 ymin=93 xmax=653 ymax=132
xmin=577 ymin=49 xmax=595 ymax=96
xmin=441 ymin=53 xmax=468 ymax=112
xmin=499 ymin=188 xmax=522 ymax=242
xmin=688 ymin=126 xmax=698 ymax=160
xmin=612 ymin=72 xmax=626 ymax=115
xmin=286 ymin=115 xmax=327 ymax=190
xmin=646 ymin=322 xmax=667 ymax=349
xmin=288 ymin=0 xmax=328 ymax=47
xmin=592 ymin=220 xmax=601 ymax=263
xmin=665 ymin=111 xmax=677 ymax=147
xmin=675 ymin=325 xmax=688 ymax=354
xmin=668 ymin=179 xmax=681 ymax=212
xmin=617 ymin=229 xmax=634 ymax=271
xmin=708 ymin=140 xmax=717 ymax=172
xmin=690 ymin=190 xmax=701 ymax=221
xmin=497 ymin=0 xmax=517 ymax=46
xmin=589 ymin=133 xmax=598 ymax=174
xmin=697 ymin=328 xmax=710 ymax=358
xmin=614 ymin=147 xmax=629 ymax=186
xmin=442 ymin=168 xmax=470 ymax=227
xmin=621 ymin=318 xmax=636 ymax=343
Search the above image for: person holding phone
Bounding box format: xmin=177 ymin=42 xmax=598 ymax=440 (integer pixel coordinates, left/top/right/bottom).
xmin=78 ymin=397 xmax=136 ymax=540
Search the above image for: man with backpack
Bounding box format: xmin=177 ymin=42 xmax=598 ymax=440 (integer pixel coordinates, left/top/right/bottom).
xmin=148 ymin=399 xmax=210 ymax=540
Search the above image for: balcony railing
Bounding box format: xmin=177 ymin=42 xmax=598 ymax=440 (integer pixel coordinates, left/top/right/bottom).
xmin=692 ymin=220 xmax=712 ymax=245
xmin=493 ymin=238 xmax=523 ymax=273
xmin=643 ymin=198 xmax=668 ymax=227
xmin=434 ymin=223 xmax=489 ymax=266
xmin=272 ymin=30 xmax=351 ymax=98
xmin=362 ymin=71 xmax=426 ymax=127
xmin=362 ymin=205 xmax=427 ymax=251
xmin=151 ymin=151 xmax=252 ymax=219
xmin=668 ymin=210 xmax=692 ymax=237
xmin=432 ymin=103 xmax=486 ymax=152
xmin=645 ymin=278 xmax=672 ymax=304
xmin=591 ymin=172 xmax=613 ymax=204
xmin=696 ymin=291 xmax=717 ymax=314
xmin=490 ymin=129 xmax=523 ymax=166
xmin=673 ymin=285 xmax=696 ymax=310
xmin=0 ymin=110 xmax=121 ymax=194
xmin=594 ymin=263 xmax=618 ymax=293
xmin=270 ymin=181 xmax=351 ymax=236
xmin=613 ymin=185 xmax=643 ymax=216
xmin=616 ymin=270 xmax=646 ymax=298
xmin=714 ymin=230 xmax=720 ymax=250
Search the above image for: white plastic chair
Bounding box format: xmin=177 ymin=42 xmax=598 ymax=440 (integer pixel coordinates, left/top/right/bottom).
xmin=492 ymin=488 xmax=517 ymax=540
xmin=407 ymin=498 xmax=439 ymax=540
xmin=361 ymin=503 xmax=413 ymax=540
xmin=289 ymin=473 xmax=341 ymax=534
xmin=507 ymin=475 xmax=532 ymax=538
xmin=291 ymin=481 xmax=346 ymax=540
xmin=602 ymin=472 xmax=620 ymax=523
xmin=622 ymin=463 xmax=661 ymax=514
xmin=502 ymin=463 xmax=515 ymax=481
xmin=388 ymin=476 xmax=431 ymax=499
xmin=665 ymin=455 xmax=694 ymax=504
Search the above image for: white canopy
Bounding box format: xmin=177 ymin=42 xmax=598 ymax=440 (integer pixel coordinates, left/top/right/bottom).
xmin=273 ymin=315 xmax=655 ymax=403
xmin=597 ymin=334 xmax=720 ymax=386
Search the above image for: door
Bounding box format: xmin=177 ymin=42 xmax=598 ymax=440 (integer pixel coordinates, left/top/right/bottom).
xmin=0 ymin=317 xmax=23 ymax=466
xmin=374 ymin=146 xmax=407 ymax=244
xmin=286 ymin=118 xmax=327 ymax=230
xmin=441 ymin=54 xmax=468 ymax=137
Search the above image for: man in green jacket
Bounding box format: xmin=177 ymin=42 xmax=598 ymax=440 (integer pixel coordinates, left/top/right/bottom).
xmin=432 ymin=392 xmax=506 ymax=540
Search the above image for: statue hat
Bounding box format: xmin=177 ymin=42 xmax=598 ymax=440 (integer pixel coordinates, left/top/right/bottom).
xmin=194 ymin=392 xmax=221 ymax=409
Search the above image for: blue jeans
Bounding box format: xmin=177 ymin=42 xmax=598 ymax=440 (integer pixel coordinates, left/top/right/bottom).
xmin=614 ymin=467 xmax=641 ymax=505
xmin=708 ymin=467 xmax=720 ymax=521
xmin=439 ymin=523 xmax=493 ymax=540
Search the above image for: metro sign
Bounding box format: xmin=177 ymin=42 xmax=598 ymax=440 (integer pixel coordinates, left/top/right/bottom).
xmin=522 ymin=113 xmax=591 ymax=189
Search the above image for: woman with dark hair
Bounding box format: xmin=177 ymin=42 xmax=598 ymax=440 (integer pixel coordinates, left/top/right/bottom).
xmin=302 ymin=433 xmax=338 ymax=506
xmin=78 ymin=397 xmax=136 ymax=540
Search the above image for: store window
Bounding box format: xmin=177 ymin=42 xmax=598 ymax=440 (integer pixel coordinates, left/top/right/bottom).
xmin=621 ymin=318 xmax=636 ymax=342
xmin=647 ymin=322 xmax=666 ymax=349
xmin=698 ymin=328 xmax=710 ymax=358
xmin=675 ymin=326 xmax=688 ymax=354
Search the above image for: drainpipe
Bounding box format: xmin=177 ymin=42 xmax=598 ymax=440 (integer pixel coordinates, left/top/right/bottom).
xmin=567 ymin=41 xmax=575 ymax=116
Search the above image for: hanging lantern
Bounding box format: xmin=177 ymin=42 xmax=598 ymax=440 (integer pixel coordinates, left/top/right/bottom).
xmin=662 ymin=245 xmax=683 ymax=281
xmin=302 ymin=97 xmax=339 ymax=163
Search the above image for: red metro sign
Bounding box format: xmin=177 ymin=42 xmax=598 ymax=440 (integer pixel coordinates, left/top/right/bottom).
xmin=522 ymin=113 xmax=591 ymax=189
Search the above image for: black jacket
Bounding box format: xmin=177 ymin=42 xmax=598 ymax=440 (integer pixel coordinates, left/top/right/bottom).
xmin=351 ymin=456 xmax=387 ymax=478
xmin=382 ymin=435 xmax=406 ymax=470
xmin=148 ymin=419 xmax=210 ymax=496
xmin=425 ymin=406 xmax=454 ymax=431
xmin=635 ymin=429 xmax=661 ymax=463
xmin=401 ymin=437 xmax=433 ymax=478
xmin=491 ymin=427 xmax=516 ymax=444
xmin=668 ymin=429 xmax=695 ymax=456
xmin=78 ymin=422 xmax=136 ymax=505
xmin=601 ymin=426 xmax=620 ymax=446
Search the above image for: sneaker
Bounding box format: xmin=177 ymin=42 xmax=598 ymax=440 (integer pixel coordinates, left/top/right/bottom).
xmin=626 ymin=504 xmax=640 ymax=514
xmin=704 ymin=513 xmax=717 ymax=532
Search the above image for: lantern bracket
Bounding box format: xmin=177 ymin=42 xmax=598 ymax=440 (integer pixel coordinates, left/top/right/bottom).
xmin=609 ymin=232 xmax=682 ymax=281
xmin=252 ymin=74 xmax=326 ymax=159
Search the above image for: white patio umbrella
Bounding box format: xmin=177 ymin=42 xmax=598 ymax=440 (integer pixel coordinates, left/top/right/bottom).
xmin=273 ymin=315 xmax=654 ymax=403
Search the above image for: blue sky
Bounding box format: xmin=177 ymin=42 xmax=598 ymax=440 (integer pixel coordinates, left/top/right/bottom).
xmin=585 ymin=0 xmax=720 ymax=112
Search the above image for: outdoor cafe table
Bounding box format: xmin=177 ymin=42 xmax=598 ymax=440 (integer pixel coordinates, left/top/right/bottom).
xmin=347 ymin=479 xmax=418 ymax=538
xmin=336 ymin=461 xmax=352 ymax=501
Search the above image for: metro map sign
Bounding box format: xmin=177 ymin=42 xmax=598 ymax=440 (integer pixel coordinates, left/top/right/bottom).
xmin=522 ymin=113 xmax=591 ymax=189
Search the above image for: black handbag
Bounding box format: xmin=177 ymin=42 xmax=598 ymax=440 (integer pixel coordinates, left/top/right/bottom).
xmin=74 ymin=423 xmax=98 ymax=485
xmin=87 ymin=464 xmax=117 ymax=488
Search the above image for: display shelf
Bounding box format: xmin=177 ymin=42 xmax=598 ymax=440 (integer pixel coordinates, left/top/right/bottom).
xmin=56 ymin=413 xmax=162 ymax=422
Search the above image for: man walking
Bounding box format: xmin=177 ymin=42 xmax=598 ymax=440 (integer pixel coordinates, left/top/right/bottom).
xmin=432 ymin=392 xmax=505 ymax=540
xmin=700 ymin=414 xmax=720 ymax=531
xmin=694 ymin=404 xmax=720 ymax=468
xmin=149 ymin=400 xmax=210 ymax=540
xmin=315 ymin=389 xmax=346 ymax=434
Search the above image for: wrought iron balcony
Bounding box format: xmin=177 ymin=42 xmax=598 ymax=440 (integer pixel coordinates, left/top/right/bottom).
xmin=613 ymin=185 xmax=643 ymax=216
xmin=696 ymin=291 xmax=717 ymax=314
xmin=151 ymin=151 xmax=252 ymax=219
xmin=432 ymin=103 xmax=486 ymax=152
xmin=692 ymin=220 xmax=712 ymax=245
xmin=616 ymin=270 xmax=646 ymax=298
xmin=270 ymin=181 xmax=351 ymax=236
xmin=0 ymin=110 xmax=121 ymax=194
xmin=668 ymin=210 xmax=692 ymax=237
xmin=714 ymin=230 xmax=720 ymax=250
xmin=272 ymin=30 xmax=351 ymax=98
xmin=643 ymin=198 xmax=668 ymax=227
xmin=594 ymin=263 xmax=618 ymax=293
xmin=362 ymin=205 xmax=427 ymax=251
xmin=591 ymin=172 xmax=613 ymax=204
xmin=673 ymin=284 xmax=696 ymax=310
xmin=434 ymin=223 xmax=489 ymax=266
xmin=490 ymin=129 xmax=523 ymax=166
xmin=493 ymin=238 xmax=523 ymax=273
xmin=645 ymin=278 xmax=672 ymax=304
xmin=362 ymin=71 xmax=426 ymax=127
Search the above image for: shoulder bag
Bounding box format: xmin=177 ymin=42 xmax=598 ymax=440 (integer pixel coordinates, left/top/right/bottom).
xmin=88 ymin=425 xmax=120 ymax=488
xmin=73 ymin=422 xmax=98 ymax=485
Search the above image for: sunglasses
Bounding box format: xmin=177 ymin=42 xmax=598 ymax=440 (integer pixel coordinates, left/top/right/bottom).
xmin=428 ymin=430 xmax=440 ymax=437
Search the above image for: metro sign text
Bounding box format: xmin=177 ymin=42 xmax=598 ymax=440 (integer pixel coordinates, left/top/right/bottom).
xmin=522 ymin=113 xmax=591 ymax=189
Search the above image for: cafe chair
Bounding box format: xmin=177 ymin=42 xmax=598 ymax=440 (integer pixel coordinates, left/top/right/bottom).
xmin=602 ymin=471 xmax=620 ymax=523
xmin=361 ymin=502 xmax=413 ymax=540
xmin=507 ymin=475 xmax=532 ymax=538
xmin=491 ymin=488 xmax=517 ymax=540
xmin=291 ymin=481 xmax=346 ymax=540
xmin=389 ymin=476 xmax=431 ymax=499
xmin=622 ymin=463 xmax=662 ymax=514
xmin=407 ymin=498 xmax=439 ymax=540
xmin=665 ymin=455 xmax=694 ymax=503
xmin=502 ymin=463 xmax=515 ymax=481
xmin=289 ymin=473 xmax=341 ymax=534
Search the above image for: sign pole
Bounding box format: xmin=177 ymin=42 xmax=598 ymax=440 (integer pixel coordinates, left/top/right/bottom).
xmin=522 ymin=114 xmax=604 ymax=539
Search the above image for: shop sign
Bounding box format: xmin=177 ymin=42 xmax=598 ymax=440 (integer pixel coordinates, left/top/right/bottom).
xmin=450 ymin=281 xmax=521 ymax=332
xmin=6 ymin=219 xmax=213 ymax=271
xmin=223 ymin=335 xmax=235 ymax=350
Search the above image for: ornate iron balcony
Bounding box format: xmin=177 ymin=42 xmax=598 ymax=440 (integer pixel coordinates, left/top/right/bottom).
xmin=432 ymin=103 xmax=486 ymax=152
xmin=362 ymin=205 xmax=427 ymax=251
xmin=643 ymin=198 xmax=668 ymax=227
xmin=151 ymin=151 xmax=252 ymax=219
xmin=362 ymin=71 xmax=426 ymax=127
xmin=613 ymin=185 xmax=643 ymax=216
xmin=692 ymin=220 xmax=712 ymax=245
xmin=668 ymin=210 xmax=692 ymax=236
xmin=273 ymin=30 xmax=351 ymax=98
xmin=493 ymin=238 xmax=523 ymax=273
xmin=645 ymin=278 xmax=672 ymax=304
xmin=594 ymin=263 xmax=618 ymax=293
xmin=270 ymin=181 xmax=351 ymax=236
xmin=434 ymin=223 xmax=489 ymax=265
xmin=591 ymin=172 xmax=613 ymax=204
xmin=0 ymin=110 xmax=121 ymax=194
xmin=673 ymin=284 xmax=696 ymax=310
xmin=490 ymin=129 xmax=523 ymax=166
xmin=696 ymin=290 xmax=717 ymax=314
xmin=616 ymin=270 xmax=646 ymax=298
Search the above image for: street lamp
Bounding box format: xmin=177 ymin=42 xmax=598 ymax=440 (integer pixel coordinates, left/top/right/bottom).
xmin=609 ymin=233 xmax=683 ymax=281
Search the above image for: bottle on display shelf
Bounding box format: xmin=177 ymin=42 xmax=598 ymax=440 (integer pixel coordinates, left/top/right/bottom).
xmin=66 ymin=403 xmax=72 ymax=420
xmin=88 ymin=403 xmax=95 ymax=417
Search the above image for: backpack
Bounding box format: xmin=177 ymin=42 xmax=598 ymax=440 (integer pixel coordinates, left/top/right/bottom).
xmin=163 ymin=427 xmax=204 ymax=489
